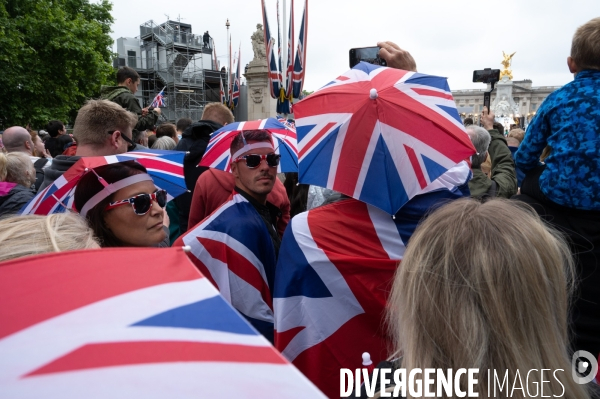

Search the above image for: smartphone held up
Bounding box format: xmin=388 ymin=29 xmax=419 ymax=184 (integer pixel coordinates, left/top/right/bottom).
xmin=349 ymin=47 xmax=387 ymax=69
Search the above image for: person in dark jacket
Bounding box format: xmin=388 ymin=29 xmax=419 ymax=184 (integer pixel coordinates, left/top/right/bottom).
xmin=0 ymin=152 xmax=36 ymax=217
xmin=44 ymin=120 xmax=68 ymax=158
xmin=467 ymin=107 xmax=517 ymax=199
xmin=174 ymin=102 xmax=234 ymax=232
xmin=99 ymin=66 xmax=160 ymax=132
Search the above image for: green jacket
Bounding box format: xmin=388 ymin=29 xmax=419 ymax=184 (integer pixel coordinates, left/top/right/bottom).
xmin=469 ymin=128 xmax=517 ymax=199
xmin=99 ymin=86 xmax=159 ymax=132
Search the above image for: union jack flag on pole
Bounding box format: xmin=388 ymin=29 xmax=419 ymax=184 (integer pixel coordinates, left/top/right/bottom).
xmin=0 ymin=247 xmax=325 ymax=398
xmin=232 ymin=45 xmax=241 ymax=109
xmin=285 ymin=0 xmax=295 ymax=100
xmin=294 ymin=62 xmax=475 ymax=215
xmin=292 ymin=0 xmax=307 ymax=99
xmin=262 ymin=0 xmax=282 ymax=100
xmin=150 ymin=86 xmax=166 ymax=108
xmin=174 ymin=193 xmax=278 ymax=342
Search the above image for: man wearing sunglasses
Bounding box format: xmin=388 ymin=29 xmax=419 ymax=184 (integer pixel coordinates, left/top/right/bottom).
xmin=175 ymin=130 xmax=282 ymax=342
xmin=39 ymin=100 xmax=138 ymax=190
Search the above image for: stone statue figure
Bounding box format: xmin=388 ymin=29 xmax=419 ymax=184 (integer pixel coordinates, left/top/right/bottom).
xmin=495 ymin=96 xmax=512 ymax=116
xmin=251 ymin=24 xmax=266 ymax=61
xmin=500 ymin=51 xmax=516 ymax=80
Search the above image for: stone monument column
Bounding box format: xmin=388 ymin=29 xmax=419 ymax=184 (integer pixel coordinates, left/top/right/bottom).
xmin=244 ymin=24 xmax=278 ymax=120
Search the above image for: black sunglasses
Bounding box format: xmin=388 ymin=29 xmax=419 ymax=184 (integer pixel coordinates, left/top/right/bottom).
xmin=233 ymin=153 xmax=281 ymax=168
xmin=105 ymin=189 xmax=167 ymax=215
xmin=108 ymin=130 xmax=136 ymax=151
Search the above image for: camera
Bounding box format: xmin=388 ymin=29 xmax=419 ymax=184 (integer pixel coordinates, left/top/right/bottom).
xmin=349 ymin=47 xmax=387 ymax=69
xmin=473 ymin=68 xmax=500 ymax=111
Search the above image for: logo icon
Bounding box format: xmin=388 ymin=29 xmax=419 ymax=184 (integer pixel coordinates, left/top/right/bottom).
xmin=572 ymin=350 xmax=598 ymax=384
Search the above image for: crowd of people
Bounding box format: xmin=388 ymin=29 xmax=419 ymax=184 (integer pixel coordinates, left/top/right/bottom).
xmin=0 ymin=16 xmax=599 ymax=399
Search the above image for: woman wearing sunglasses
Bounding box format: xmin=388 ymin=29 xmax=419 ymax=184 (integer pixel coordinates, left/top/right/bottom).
xmin=74 ymin=161 xmax=169 ymax=247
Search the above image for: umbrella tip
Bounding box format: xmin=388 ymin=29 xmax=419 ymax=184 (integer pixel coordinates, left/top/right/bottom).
xmin=370 ymin=88 xmax=378 ymax=100
xmin=182 ymin=245 xmax=192 ymax=253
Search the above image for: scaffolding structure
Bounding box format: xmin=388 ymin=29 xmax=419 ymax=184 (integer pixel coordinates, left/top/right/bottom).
xmin=115 ymin=20 xmax=227 ymax=123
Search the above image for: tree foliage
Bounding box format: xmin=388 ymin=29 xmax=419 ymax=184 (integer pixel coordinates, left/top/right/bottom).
xmin=0 ymin=0 xmax=115 ymax=127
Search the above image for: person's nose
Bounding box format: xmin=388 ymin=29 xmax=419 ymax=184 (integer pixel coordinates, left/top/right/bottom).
xmin=149 ymin=198 xmax=163 ymax=216
xmin=258 ymin=157 xmax=270 ymax=171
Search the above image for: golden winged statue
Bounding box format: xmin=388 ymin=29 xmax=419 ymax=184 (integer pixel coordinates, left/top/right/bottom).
xmin=500 ymin=51 xmax=516 ymax=80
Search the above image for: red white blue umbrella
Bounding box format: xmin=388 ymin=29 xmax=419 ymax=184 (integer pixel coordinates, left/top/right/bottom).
xmin=21 ymin=149 xmax=186 ymax=215
xmin=294 ymin=62 xmax=475 ymax=215
xmin=199 ymin=118 xmax=298 ymax=173
xmin=0 ymin=247 xmax=326 ymax=398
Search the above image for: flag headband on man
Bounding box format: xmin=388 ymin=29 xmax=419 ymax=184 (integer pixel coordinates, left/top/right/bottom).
xmin=230 ymin=131 xmax=275 ymax=161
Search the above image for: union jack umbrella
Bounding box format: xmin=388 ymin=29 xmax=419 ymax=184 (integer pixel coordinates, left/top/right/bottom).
xmin=199 ymin=118 xmax=298 ymax=173
xmin=294 ymin=61 xmax=475 ymax=214
xmin=21 ymin=149 xmax=187 ymax=215
xmin=0 ymin=247 xmax=326 ymax=398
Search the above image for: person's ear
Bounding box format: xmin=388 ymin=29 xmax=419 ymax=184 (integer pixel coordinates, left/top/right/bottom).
xmin=230 ymin=161 xmax=239 ymax=178
xmin=567 ymin=56 xmax=579 ymax=74
xmin=110 ymin=130 xmax=121 ymax=149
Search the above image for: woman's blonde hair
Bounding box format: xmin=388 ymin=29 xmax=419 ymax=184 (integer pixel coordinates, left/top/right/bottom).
xmin=0 ymin=213 xmax=100 ymax=262
xmin=387 ymin=198 xmax=590 ymax=398
xmin=0 ymin=152 xmax=35 ymax=187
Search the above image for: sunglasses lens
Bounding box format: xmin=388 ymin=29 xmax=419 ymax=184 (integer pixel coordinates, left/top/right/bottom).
xmin=132 ymin=194 xmax=152 ymax=215
xmin=266 ymin=153 xmax=280 ymax=167
xmin=156 ymin=190 xmax=167 ymax=208
xmin=245 ymin=155 xmax=262 ymax=168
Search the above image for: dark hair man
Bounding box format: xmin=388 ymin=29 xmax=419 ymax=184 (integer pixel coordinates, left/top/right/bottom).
xmin=176 ymin=117 xmax=192 ymax=139
xmin=44 ymin=120 xmax=67 ymax=158
xmin=156 ymin=123 xmax=178 ymax=143
xmin=100 ymin=66 xmax=160 ymax=132
xmin=174 ymin=130 xmax=280 ymax=342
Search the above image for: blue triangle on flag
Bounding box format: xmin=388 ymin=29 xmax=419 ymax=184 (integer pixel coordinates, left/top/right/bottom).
xmin=359 ymin=134 xmax=409 ymax=214
xmin=436 ymin=105 xmax=463 ymax=124
xmin=273 ymin=218 xmax=333 ymax=299
xmin=131 ymin=295 xmax=257 ymax=335
xmin=215 ymin=156 xmax=229 ymax=171
xmin=421 ymin=154 xmax=448 ymax=183
xmin=298 ymin=124 xmax=340 ymax=189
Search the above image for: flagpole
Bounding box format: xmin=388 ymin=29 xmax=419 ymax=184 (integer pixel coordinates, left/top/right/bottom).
xmin=226 ymin=18 xmax=230 ymax=105
xmin=282 ymin=0 xmax=287 ymax=72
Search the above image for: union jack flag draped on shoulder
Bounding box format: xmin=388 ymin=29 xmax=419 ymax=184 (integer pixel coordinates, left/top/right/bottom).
xmin=175 ymin=193 xmax=278 ymax=343
xmin=262 ymin=0 xmax=282 ymax=100
xmin=273 ymin=163 xmax=472 ymax=398
xmin=292 ymin=0 xmax=307 ymax=99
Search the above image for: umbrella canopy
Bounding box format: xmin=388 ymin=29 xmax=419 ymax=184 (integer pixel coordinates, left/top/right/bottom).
xmin=199 ymin=118 xmax=298 ymax=173
xmin=294 ymin=61 xmax=476 ymax=214
xmin=0 ymin=247 xmax=326 ymax=398
xmin=21 ymin=149 xmax=186 ymax=215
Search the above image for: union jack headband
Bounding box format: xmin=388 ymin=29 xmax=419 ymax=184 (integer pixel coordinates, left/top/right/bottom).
xmin=230 ymin=132 xmax=275 ymax=161
xmin=79 ymin=173 xmax=153 ymax=218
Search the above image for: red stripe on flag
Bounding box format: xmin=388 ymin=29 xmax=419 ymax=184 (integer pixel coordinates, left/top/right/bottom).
xmin=0 ymin=248 xmax=201 ymax=340
xmin=25 ymin=341 xmax=287 ymax=377
xmin=298 ymin=122 xmax=336 ymax=158
xmin=411 ymin=88 xmax=454 ymax=100
xmin=403 ymin=144 xmax=427 ymax=189
xmin=198 ymin=237 xmax=273 ymax=309
xmin=336 ymin=75 xmax=349 ymax=81
xmin=135 ymin=158 xmax=183 ymax=176
xmin=242 ymin=120 xmax=263 ymax=130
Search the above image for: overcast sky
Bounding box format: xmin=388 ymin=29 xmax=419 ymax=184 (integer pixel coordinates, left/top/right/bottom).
xmin=108 ymin=0 xmax=599 ymax=92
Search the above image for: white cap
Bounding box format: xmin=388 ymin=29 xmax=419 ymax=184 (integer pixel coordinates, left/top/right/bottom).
xmin=362 ymin=352 xmax=373 ymax=366
xmin=370 ymin=88 xmax=378 ymax=100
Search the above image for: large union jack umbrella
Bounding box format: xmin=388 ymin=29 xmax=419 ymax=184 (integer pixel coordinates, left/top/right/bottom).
xmin=199 ymin=118 xmax=298 ymax=173
xmin=0 ymin=247 xmax=326 ymax=398
xmin=21 ymin=149 xmax=187 ymax=215
xmin=294 ymin=61 xmax=475 ymax=215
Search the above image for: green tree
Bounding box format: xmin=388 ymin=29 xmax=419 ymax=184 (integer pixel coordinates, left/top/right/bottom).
xmin=0 ymin=0 xmax=115 ymax=128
